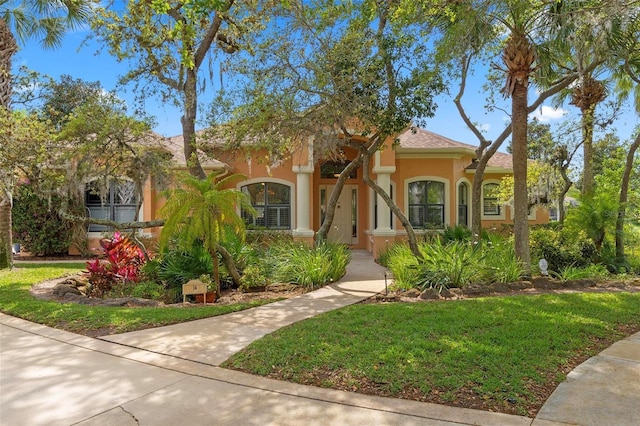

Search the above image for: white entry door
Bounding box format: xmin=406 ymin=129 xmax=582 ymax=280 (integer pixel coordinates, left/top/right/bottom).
xmin=321 ymin=185 xmax=357 ymax=244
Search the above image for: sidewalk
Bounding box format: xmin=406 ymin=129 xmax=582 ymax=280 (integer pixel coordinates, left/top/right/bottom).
xmin=100 ymin=250 xmax=389 ymax=366
xmin=2 ymin=250 xmax=639 ymax=425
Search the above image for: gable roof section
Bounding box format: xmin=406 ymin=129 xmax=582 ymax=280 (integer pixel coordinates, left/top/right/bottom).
xmin=396 ymin=127 xmax=513 ymax=171
xmin=164 ymin=134 xmax=228 ymax=169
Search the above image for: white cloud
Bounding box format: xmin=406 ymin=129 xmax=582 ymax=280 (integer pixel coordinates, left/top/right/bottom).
xmin=531 ymin=105 xmax=567 ymax=122
xmin=478 ymin=123 xmax=491 ymax=133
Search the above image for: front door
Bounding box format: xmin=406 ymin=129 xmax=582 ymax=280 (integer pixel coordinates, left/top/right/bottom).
xmin=320 ymin=185 xmax=357 ymax=244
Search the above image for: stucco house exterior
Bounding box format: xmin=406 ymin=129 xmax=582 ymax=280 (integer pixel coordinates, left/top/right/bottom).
xmin=81 ymin=126 xmax=548 ymax=256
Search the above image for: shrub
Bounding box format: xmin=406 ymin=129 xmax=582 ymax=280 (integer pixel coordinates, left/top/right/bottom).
xmin=529 ymin=226 xmax=594 ymax=273
xmin=131 ymin=281 xmax=165 ymax=300
xmin=240 ymin=264 xmax=270 ymax=292
xmin=481 ymin=243 xmax=524 ymax=284
xmin=270 ymin=241 xmax=350 ymax=289
xmin=441 ymin=224 xmax=472 ymax=243
xmin=12 ymin=183 xmax=72 ymax=256
xmin=415 ymin=240 xmax=483 ymax=289
xmin=86 ymin=232 xmax=146 ymax=297
xmin=246 ymin=230 xmax=293 ymax=248
xmin=157 ymin=242 xmax=214 ymax=290
xmin=386 ymin=243 xmax=420 ymax=290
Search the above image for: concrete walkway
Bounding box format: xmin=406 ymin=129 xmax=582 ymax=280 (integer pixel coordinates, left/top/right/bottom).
xmin=100 ymin=250 xmax=389 ymax=366
xmin=1 ymin=250 xmax=639 ymax=425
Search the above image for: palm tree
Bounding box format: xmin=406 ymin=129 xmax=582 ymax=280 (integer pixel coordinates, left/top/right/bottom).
xmin=502 ymin=25 xmax=536 ymax=275
xmin=571 ymin=76 xmax=607 ymax=196
xmin=158 ymin=172 xmax=255 ymax=293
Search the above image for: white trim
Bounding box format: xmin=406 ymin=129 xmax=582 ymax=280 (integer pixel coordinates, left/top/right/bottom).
xmin=237 ymin=177 xmax=296 ymax=230
xmin=481 ymin=179 xmax=505 ymax=220
xmin=369 ymin=180 xmax=396 ymax=232
xmin=455 ymin=178 xmax=472 ymax=227
xmin=404 ymin=176 xmax=451 ymax=228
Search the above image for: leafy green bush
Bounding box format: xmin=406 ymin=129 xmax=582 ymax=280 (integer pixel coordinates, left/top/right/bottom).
xmin=441 ymin=224 xmax=472 ymax=243
xmin=385 ymin=243 xmax=419 ymax=290
xmin=131 ymin=281 xmax=165 ymax=300
xmin=270 ymin=241 xmax=350 ymax=289
xmin=551 ymin=265 xmax=595 ymax=282
xmin=481 ymin=242 xmax=524 ymax=284
xmin=157 ymin=242 xmax=213 ymax=289
xmin=529 ymin=226 xmax=595 ymax=273
xmin=246 ymin=230 xmax=294 ymax=248
xmin=416 ymin=240 xmax=483 ymax=289
xmin=240 ymin=264 xmax=270 ymax=292
xmin=12 ymin=183 xmax=72 ymax=256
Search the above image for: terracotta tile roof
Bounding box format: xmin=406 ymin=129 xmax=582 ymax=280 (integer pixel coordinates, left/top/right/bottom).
xmin=487 ymin=151 xmax=513 ymax=169
xmin=397 ymin=127 xmax=477 ymax=150
xmin=397 ymin=127 xmax=513 ymax=170
xmin=164 ymin=133 xmax=228 ymax=169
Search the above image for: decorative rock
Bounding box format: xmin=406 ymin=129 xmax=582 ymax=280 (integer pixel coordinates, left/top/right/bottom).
xmin=52 ymin=284 xmax=82 ymax=297
xmin=400 ymin=288 xmax=421 ymax=298
xmin=419 ymin=288 xmax=440 ymax=300
xmin=463 ymin=284 xmax=490 ymax=295
xmin=440 ymin=288 xmax=456 ymax=299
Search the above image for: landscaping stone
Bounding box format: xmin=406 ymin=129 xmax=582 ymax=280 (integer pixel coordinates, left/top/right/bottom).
xmin=419 ymin=288 xmax=440 ymax=300
xmin=400 ymin=288 xmax=421 ymax=298
xmin=52 ymin=284 xmax=82 ymax=297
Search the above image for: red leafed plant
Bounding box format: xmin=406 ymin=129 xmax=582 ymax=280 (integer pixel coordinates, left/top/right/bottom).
xmin=86 ymin=232 xmax=147 ymax=298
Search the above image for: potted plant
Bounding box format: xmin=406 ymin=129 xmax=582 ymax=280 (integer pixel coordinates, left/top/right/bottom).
xmin=195 ymin=274 xmax=218 ymax=303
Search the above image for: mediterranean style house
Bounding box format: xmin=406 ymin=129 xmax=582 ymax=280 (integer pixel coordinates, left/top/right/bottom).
xmin=81 ymin=127 xmax=548 ymax=256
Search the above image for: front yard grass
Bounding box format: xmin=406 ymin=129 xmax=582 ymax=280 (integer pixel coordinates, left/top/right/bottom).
xmin=0 ymin=263 xmax=277 ymax=336
xmin=223 ymin=292 xmax=640 ymax=417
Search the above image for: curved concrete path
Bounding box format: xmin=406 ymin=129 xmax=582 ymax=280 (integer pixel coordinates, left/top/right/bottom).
xmin=1 ymin=250 xmax=638 ymax=425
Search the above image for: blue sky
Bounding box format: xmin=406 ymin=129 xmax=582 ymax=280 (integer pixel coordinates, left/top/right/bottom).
xmin=14 ymin=26 xmax=638 ymax=149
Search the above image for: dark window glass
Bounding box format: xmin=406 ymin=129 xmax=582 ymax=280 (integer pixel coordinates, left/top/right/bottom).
xmin=483 ymin=183 xmax=501 ymax=216
xmin=241 ymin=182 xmax=291 ymax=230
xmin=408 ymin=181 xmax=445 ymax=229
xmin=85 ymin=181 xmax=138 ymax=232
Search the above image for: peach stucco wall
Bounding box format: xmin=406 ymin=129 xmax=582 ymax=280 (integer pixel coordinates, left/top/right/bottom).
xmin=79 ymin=139 xmax=549 ymax=256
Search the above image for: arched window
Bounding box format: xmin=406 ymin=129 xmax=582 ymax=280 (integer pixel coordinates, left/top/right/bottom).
xmin=85 ymin=180 xmax=139 ymax=232
xmin=241 ymin=182 xmax=291 ymax=229
xmin=483 ymin=183 xmax=501 ymax=216
xmin=408 ymin=180 xmax=445 ymax=228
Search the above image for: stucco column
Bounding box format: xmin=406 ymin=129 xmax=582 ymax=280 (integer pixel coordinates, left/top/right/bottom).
xmin=373 ymin=165 xmax=396 ymax=234
xmin=371 ymin=165 xmax=396 ymax=257
xmin=375 ymin=171 xmax=392 ymax=232
xmin=292 ymin=166 xmax=314 ymax=239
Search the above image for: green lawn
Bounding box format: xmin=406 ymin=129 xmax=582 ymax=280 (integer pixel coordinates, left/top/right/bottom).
xmin=224 ymin=293 xmax=640 ymax=416
xmin=0 ymin=263 xmax=276 ymax=336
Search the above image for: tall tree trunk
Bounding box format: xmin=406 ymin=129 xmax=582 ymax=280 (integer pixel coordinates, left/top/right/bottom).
xmin=615 ymin=132 xmax=640 ymax=264
xmin=580 ymin=105 xmax=597 ymax=196
xmin=0 ymin=191 xmax=12 ymax=269
xmin=557 ymin=167 xmax=572 ymax=225
xmin=182 ymin=69 xmax=207 ymax=179
xmin=512 ymin=82 xmax=531 ymax=275
xmin=217 ymin=243 xmax=241 ymax=291
xmin=0 ymin=18 xmax=17 ymax=270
